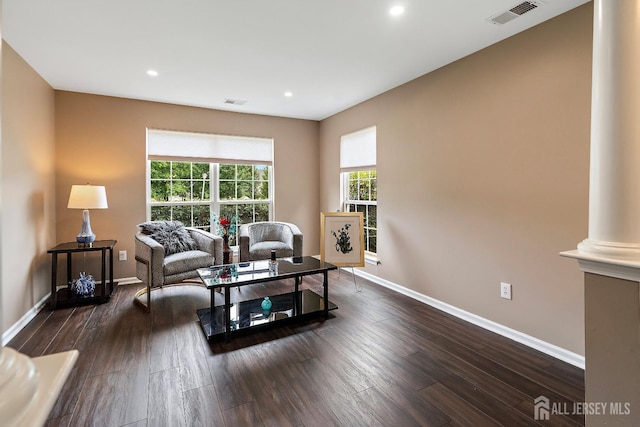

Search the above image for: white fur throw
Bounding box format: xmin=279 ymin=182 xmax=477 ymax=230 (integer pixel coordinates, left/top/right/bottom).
xmin=138 ymin=221 xmax=198 ymax=255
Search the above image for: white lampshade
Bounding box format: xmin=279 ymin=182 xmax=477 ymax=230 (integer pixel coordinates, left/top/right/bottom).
xmin=67 ymin=185 xmax=108 ymax=209
xmin=67 ymin=184 xmax=108 ymax=244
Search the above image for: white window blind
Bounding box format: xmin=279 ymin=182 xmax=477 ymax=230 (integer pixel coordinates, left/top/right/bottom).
xmin=147 ymin=129 xmax=274 ymax=165
xmin=340 ymin=126 xmax=376 ymax=171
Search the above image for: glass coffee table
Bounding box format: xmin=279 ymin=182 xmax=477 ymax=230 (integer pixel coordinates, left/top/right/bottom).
xmin=196 ymin=256 xmax=338 ymax=342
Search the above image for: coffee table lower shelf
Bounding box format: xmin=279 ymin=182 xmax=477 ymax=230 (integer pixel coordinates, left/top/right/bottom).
xmin=196 ymin=289 xmax=338 ymax=341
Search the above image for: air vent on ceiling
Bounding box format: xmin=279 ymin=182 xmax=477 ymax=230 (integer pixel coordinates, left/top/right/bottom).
xmin=224 ymin=98 xmax=247 ymax=105
xmin=486 ymin=1 xmax=540 ymax=25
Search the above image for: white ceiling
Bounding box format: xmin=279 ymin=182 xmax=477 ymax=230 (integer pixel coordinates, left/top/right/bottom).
xmin=2 ymin=0 xmax=590 ymax=121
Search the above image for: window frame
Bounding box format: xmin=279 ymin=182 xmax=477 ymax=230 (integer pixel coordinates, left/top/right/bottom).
xmin=342 ymin=169 xmax=377 ymax=257
xmin=146 ymin=160 xmax=273 ymax=237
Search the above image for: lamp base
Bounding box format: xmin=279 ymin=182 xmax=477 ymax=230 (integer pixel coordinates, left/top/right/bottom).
xmin=76 ymin=234 xmax=96 ymax=244
xmin=77 ymin=209 xmax=96 ymax=244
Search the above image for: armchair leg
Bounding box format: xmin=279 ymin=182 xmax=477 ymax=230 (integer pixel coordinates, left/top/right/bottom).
xmin=134 ymin=256 xmax=151 ymax=312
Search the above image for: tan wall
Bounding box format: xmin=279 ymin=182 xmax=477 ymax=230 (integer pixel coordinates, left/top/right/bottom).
xmin=55 ymin=92 xmax=319 ymax=281
xmin=584 ymin=273 xmax=639 ymax=425
xmin=1 ymin=42 xmax=56 ymax=332
xmin=319 ymin=5 xmax=592 ymax=354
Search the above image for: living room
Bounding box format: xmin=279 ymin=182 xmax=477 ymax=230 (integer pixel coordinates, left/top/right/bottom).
xmin=2 ymin=1 xmax=634 ymax=425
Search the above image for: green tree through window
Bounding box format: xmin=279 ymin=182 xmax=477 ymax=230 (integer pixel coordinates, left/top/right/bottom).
xmin=344 ymin=170 xmax=377 ymax=254
xmin=149 ymin=161 xmax=271 ymax=244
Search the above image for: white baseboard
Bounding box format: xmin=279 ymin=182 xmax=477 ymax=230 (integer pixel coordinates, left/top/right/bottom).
xmin=2 ymin=276 xmax=142 ymax=346
xmin=117 ymin=276 xmax=142 ymax=286
xmin=349 ymin=267 xmax=585 ymax=370
xmin=2 ymin=293 xmax=50 ymax=346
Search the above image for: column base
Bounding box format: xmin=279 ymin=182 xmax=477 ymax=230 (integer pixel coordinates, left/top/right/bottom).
xmin=577 ymin=238 xmax=640 ymax=260
xmin=0 ymin=347 xmax=78 ymax=426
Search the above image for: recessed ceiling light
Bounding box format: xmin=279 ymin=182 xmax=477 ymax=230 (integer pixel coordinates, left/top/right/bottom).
xmin=146 ymin=69 xmax=158 ymax=77
xmin=389 ymin=5 xmax=405 ymax=16
xmin=284 ymin=91 xmax=293 ymax=97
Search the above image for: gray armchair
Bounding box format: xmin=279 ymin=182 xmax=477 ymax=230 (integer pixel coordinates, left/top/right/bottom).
xmin=134 ymin=222 xmax=223 ymax=311
xmin=239 ymin=221 xmax=303 ymax=262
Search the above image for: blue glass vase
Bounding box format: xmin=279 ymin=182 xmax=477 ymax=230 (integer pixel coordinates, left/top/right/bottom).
xmin=261 ymin=296 xmax=272 ymax=310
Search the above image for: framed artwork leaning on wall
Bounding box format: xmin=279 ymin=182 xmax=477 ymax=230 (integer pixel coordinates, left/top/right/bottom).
xmin=320 ymin=212 xmax=365 ymax=267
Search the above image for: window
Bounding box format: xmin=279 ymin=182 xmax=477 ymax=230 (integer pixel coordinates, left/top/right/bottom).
xmin=218 ymin=164 xmax=270 ymax=243
xmin=149 ymin=161 xmax=212 ymax=228
xmin=146 ymin=129 xmax=274 ymax=244
xmin=340 ymin=126 xmax=377 ymax=255
xmin=344 ymin=170 xmax=377 ymax=254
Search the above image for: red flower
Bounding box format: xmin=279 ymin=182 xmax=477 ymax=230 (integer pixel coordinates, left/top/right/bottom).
xmin=219 ymin=217 xmax=230 ymax=227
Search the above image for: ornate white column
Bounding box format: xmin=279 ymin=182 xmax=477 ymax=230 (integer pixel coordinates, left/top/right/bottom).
xmin=576 ymin=0 xmax=640 ymax=260
xmin=562 ymin=1 xmax=640 ymax=424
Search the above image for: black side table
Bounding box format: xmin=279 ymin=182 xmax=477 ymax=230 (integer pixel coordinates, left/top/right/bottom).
xmin=48 ymin=240 xmax=117 ymax=309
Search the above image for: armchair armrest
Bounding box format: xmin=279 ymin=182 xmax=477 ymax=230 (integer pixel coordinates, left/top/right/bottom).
xmin=285 ymin=222 xmax=303 ymax=257
xmin=135 ymin=233 xmax=165 ymax=288
xmin=239 ymin=224 xmax=250 ymax=262
xmin=187 ymin=228 xmax=224 ymax=266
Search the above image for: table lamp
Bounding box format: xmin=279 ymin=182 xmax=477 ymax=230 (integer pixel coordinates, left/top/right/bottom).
xmin=67 ymin=184 xmax=108 ymax=244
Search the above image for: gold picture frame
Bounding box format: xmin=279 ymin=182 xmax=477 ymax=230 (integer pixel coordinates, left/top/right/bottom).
xmin=320 ymin=212 xmax=365 ymax=267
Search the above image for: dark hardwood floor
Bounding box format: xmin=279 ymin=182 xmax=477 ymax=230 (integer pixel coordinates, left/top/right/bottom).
xmin=8 ymin=270 xmax=585 ymax=426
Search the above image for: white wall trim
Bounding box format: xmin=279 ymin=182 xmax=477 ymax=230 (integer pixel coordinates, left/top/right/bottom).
xmin=2 ymin=292 xmax=50 ymax=346
xmin=3 ymin=277 xmax=142 ymax=346
xmin=561 ymin=249 xmax=640 ymax=282
xmin=349 ymin=267 xmax=586 ymax=370
xmin=117 ymin=276 xmax=141 ymax=286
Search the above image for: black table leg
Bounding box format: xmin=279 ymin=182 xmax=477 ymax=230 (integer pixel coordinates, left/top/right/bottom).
xmin=51 ymin=253 xmax=58 ymax=309
xmin=66 ymin=253 xmax=72 ymax=289
xmin=101 ymin=248 xmax=107 ymax=302
xmin=294 ymin=275 xmax=300 ymax=316
xmin=108 ymin=247 xmax=114 ymax=295
xmin=225 ymin=288 xmax=231 ymax=342
xmin=323 ymin=270 xmax=329 ymax=319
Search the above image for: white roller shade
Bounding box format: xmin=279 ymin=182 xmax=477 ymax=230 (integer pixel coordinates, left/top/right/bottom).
xmin=147 ymin=129 xmax=273 ymax=165
xmin=340 ymin=126 xmax=376 ymax=171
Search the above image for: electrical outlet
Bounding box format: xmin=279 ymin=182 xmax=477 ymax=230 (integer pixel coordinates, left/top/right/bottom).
xmin=500 ymin=282 xmax=512 ymax=300
xmin=119 ymin=250 xmax=127 ymax=261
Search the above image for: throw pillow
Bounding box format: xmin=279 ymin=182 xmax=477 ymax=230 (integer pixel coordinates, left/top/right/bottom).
xmin=138 ymin=221 xmax=198 ymax=255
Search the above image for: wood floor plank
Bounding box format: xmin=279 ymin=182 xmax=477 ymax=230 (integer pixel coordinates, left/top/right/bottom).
xmin=316 ymin=324 xmax=438 ymax=392
xmin=182 ymin=384 xmax=226 ymax=427
xmin=279 ymin=357 xmax=381 ymax=427
xmin=69 ymin=366 xmax=148 ymax=426
xmin=415 ymin=334 xmax=584 ymax=425
xmin=410 ymin=338 xmax=530 ymax=407
xmin=517 ymin=399 xmax=583 ymax=427
xmin=477 ymin=344 xmax=584 ymax=403
xmin=273 ymin=360 xmax=345 ymax=427
xmin=17 ymin=306 xmax=76 ymax=357
xmin=6 ymin=307 xmax=53 ymax=352
xmin=9 ymin=273 xmax=584 ymax=427
xmin=434 ymin=373 xmax=542 ymax=426
xmin=169 ymin=287 xmax=214 ymax=392
xmin=83 ymin=283 xmax=128 ymax=330
xmin=222 ymin=401 xmax=264 ymax=427
xmin=45 ymin=305 xmax=95 ymax=354
xmin=47 ymin=324 xmax=100 ymax=419
xmin=148 ymin=288 xmax=180 ymax=374
xmin=148 ymin=367 xmax=186 ymax=427
xmin=420 ymin=382 xmax=501 ymax=426
xmin=44 ymin=413 xmax=72 ymax=427
xmin=354 ymin=383 xmax=451 ymax=426
xmin=210 ymin=349 xmax=258 ymax=411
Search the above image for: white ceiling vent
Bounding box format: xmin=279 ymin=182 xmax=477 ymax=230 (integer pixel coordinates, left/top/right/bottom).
xmin=224 ymin=98 xmax=247 ymax=105
xmin=487 ymin=1 xmax=540 ymax=25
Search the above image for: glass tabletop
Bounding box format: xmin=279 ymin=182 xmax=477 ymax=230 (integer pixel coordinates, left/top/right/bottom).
xmin=196 ymin=256 xmax=337 ymax=289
